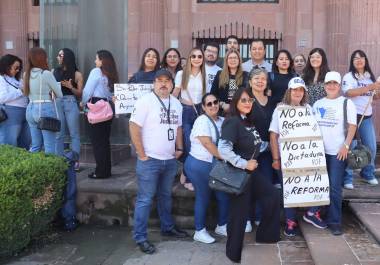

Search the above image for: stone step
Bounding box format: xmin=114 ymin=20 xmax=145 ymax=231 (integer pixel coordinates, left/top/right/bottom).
xmin=349 ymin=202 xmax=380 ymax=244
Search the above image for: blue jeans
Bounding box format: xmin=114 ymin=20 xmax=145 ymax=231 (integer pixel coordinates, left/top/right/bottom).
xmin=56 ymin=96 xmax=80 ymax=156
xmin=325 ymin=154 xmax=345 ymax=225
xmin=184 ymin=155 xmax=229 ymax=231
xmin=133 ymin=157 xmax=177 ymax=243
xmin=26 ymin=102 xmax=59 ymax=154
xmin=344 ymin=116 xmax=377 ymax=184
xmin=0 ymin=105 xmax=30 ymax=149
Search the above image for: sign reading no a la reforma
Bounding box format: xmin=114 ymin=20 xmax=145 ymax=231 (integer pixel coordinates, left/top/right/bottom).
xmin=114 ymin=83 xmax=153 ymax=114
xmin=277 ymin=105 xmax=330 ymax=208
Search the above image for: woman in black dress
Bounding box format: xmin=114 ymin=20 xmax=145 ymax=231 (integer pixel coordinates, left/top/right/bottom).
xmin=218 ymin=87 xmax=280 ymax=263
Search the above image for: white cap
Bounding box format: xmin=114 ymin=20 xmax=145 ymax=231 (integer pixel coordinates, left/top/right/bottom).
xmin=324 ymin=71 xmax=341 ymax=84
xmin=288 ymin=77 xmax=307 ymax=91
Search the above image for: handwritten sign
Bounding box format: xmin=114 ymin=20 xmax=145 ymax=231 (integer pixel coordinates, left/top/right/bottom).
xmin=114 ymin=83 xmax=153 ymax=114
xmin=277 ymin=105 xmax=330 ymax=208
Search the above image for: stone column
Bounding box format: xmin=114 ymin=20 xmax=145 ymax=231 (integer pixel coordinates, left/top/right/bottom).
xmin=178 ymin=0 xmax=193 ymax=56
xmin=283 ymin=0 xmax=297 ymax=54
xmin=127 ymin=0 xmax=141 ymax=74
xmin=326 ymin=0 xmax=350 ymax=74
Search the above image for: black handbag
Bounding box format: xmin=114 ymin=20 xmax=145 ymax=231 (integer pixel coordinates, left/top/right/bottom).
xmin=343 ymin=98 xmax=372 ymax=169
xmin=206 ymin=114 xmax=252 ymax=195
xmin=36 ymin=71 xmax=61 ymax=132
xmin=0 ymin=108 xmax=7 ymax=123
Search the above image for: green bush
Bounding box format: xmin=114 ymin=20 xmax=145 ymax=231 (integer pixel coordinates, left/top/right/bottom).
xmin=0 ymin=145 xmax=67 ymax=257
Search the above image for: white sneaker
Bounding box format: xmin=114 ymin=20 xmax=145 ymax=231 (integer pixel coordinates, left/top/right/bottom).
xmin=364 ymin=178 xmax=378 ymax=186
xmin=193 ymin=228 xmax=215 ymax=244
xmin=215 ymin=224 xmax=227 ymax=236
xmin=344 ymin=183 xmax=354 ymax=190
xmin=245 ymin=221 xmax=252 ymax=233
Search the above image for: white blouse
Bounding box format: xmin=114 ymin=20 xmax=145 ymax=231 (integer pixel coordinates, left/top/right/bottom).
xmin=175 ymin=70 xmax=204 ymax=104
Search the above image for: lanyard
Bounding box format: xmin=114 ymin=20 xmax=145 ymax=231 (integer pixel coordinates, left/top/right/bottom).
xmin=153 ymin=92 xmax=171 ymax=125
xmin=3 ymin=76 xmax=20 ymax=90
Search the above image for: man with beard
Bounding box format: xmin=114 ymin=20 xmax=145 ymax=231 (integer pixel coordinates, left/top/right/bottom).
xmin=129 ymin=69 xmax=188 ymax=254
xmin=204 ymin=42 xmax=221 ymax=93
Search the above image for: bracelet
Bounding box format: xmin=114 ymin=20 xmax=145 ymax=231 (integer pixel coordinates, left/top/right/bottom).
xmin=343 ymin=143 xmax=349 ymax=149
xmin=176 ymin=148 xmax=183 ymax=151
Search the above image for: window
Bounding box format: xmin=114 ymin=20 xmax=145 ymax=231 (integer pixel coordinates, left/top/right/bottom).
xmin=32 ymin=0 xmax=40 ymax=6
xmin=197 ymin=0 xmax=279 ymax=3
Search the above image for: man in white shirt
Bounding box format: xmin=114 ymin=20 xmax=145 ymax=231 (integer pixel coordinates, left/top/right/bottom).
xmin=242 ymin=40 xmax=272 ymax=73
xmin=129 ymin=69 xmax=188 ymax=254
xmin=204 ymin=42 xmax=221 ymax=93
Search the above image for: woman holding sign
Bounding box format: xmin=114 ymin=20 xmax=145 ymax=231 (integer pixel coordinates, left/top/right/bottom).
xmin=219 ymin=87 xmax=280 ymax=263
xmin=313 ymin=71 xmax=357 ymax=235
xmin=269 ymin=77 xmax=327 ymax=237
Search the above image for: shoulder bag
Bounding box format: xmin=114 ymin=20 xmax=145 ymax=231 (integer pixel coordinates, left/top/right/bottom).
xmin=37 ymin=72 xmax=61 ymax=132
xmin=343 ymin=98 xmax=371 ymax=169
xmin=86 ymin=98 xmax=113 ymax=124
xmin=208 ymin=117 xmax=255 ymax=195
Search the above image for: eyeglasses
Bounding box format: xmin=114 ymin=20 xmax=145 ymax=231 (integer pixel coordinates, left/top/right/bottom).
xmin=191 ymin=54 xmax=203 ymax=59
xmin=240 ymin=98 xmax=255 ymax=104
xmin=11 ymin=66 xmax=20 ymax=71
xmin=58 ymin=54 xmax=64 ymax=58
xmin=205 ymin=100 xmax=219 ymax=107
xmin=353 ymin=56 xmax=365 ymax=61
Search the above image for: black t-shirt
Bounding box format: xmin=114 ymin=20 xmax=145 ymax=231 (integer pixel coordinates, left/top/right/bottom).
xmin=268 ymin=72 xmax=295 ymax=104
xmin=210 ymin=71 xmax=249 ymax=103
xmin=128 ymin=70 xmax=156 ymax=84
xmin=249 ymin=97 xmax=276 ymax=142
xmin=221 ymin=116 xmax=262 ymax=160
xmin=54 ymin=68 xmax=77 ymax=96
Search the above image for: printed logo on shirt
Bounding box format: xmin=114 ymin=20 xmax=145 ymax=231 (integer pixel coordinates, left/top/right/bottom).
xmin=315 ymin=107 xmax=338 ymax=128
xmin=159 ymin=107 xmax=179 ymax=125
xmin=208 ymin=73 xmax=216 ymax=86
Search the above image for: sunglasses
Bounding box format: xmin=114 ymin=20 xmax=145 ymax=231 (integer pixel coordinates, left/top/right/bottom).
xmin=191 ymin=54 xmax=203 ymax=59
xmin=240 ymin=98 xmax=255 ymax=104
xmin=205 ymin=100 xmax=219 ymax=107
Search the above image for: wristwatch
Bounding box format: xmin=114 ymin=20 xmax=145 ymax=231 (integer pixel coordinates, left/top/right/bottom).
xmin=343 ymin=142 xmax=349 ymax=149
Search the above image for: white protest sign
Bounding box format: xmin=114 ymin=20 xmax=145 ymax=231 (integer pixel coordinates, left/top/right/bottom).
xmin=114 ymin=83 xmax=153 ymax=114
xmin=277 ymin=105 xmax=330 ymax=208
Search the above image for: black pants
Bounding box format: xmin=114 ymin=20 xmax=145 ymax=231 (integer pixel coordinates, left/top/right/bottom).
xmin=226 ymin=170 xmax=281 ymax=263
xmin=88 ymin=118 xmax=112 ymax=178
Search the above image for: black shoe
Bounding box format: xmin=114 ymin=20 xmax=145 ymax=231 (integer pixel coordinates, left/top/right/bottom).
xmin=137 ymin=240 xmax=155 ymax=254
xmin=88 ymin=172 xmax=108 ymax=179
xmin=161 ymin=227 xmax=189 ymax=238
xmin=328 ymin=224 xmax=343 ymax=236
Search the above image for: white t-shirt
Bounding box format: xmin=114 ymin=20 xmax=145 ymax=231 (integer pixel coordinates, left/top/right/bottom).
xmin=175 ymin=70 xmax=203 ymax=104
xmin=130 ymin=92 xmax=183 ymax=160
xmin=313 ymin=96 xmax=357 ymax=155
xmin=242 ymin=60 xmax=272 ymax=73
xmin=205 ymin=64 xmax=221 ymax=93
xmin=189 ymin=115 xmax=224 ymax=163
xmin=342 ymin=72 xmax=374 ymax=116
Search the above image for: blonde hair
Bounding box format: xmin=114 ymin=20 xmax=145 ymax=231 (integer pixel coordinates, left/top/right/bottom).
xmin=181 ymin=48 xmax=206 ymax=96
xmin=218 ymin=49 xmax=244 ymax=89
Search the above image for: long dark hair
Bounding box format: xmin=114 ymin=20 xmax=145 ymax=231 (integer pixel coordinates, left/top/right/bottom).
xmin=161 ymin=48 xmax=182 ymax=73
xmin=229 ymin=87 xmax=254 ymax=123
xmin=139 ymin=48 xmax=160 ymax=72
xmin=24 ymin=47 xmax=50 ymax=96
xmin=272 ymin=49 xmax=294 ymax=74
xmin=97 ymin=50 xmax=119 ymax=91
xmin=302 ymin=48 xmax=330 ymax=85
xmin=56 ymin=48 xmax=78 ymax=80
xmin=349 ymin=50 xmax=376 ymax=82
xmin=0 ymin=54 xmax=23 ymax=81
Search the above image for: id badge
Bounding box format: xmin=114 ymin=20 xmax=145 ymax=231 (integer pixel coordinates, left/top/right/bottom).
xmin=168 ymin=128 xmax=174 ymax=141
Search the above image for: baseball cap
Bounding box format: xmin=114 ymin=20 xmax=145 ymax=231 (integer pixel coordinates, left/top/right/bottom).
xmin=154 ymin=69 xmax=173 ymax=81
xmin=324 ymin=71 xmax=341 ymax=84
xmin=288 ymin=77 xmax=307 ymax=91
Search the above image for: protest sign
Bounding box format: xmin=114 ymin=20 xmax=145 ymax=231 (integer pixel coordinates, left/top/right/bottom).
xmin=277 ymin=105 xmax=330 ymax=208
xmin=114 ymin=83 xmax=153 ymax=114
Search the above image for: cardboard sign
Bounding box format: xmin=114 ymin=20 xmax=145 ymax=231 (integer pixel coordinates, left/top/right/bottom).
xmin=277 ymin=105 xmax=330 ymax=208
xmin=114 ymin=83 xmax=153 ymax=114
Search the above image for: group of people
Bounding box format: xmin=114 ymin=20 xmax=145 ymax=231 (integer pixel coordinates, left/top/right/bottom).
xmin=1 ymin=35 xmax=380 ymax=263
xmin=127 ymin=36 xmax=380 ymax=263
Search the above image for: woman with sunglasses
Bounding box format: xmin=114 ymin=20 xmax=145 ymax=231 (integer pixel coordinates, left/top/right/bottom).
xmin=173 ymin=48 xmax=207 ymax=191
xmin=184 ymin=93 xmax=229 ymax=244
xmin=0 ymin=54 xmax=30 ymax=148
xmin=269 ymin=77 xmax=327 ymax=237
xmin=302 ymin=48 xmax=330 ymax=106
xmin=128 ymin=48 xmax=160 ymax=84
xmin=342 ymin=50 xmax=380 ymax=189
xmin=219 ymin=87 xmax=280 ymax=263
xmin=160 ymin=48 xmax=182 ymax=79
xmin=210 ymin=49 xmax=248 ymax=116
xmin=53 ymin=48 xmax=83 ymax=165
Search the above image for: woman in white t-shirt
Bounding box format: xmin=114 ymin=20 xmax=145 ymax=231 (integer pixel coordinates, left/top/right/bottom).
xmin=342 ymin=50 xmax=380 ymax=188
xmin=173 ymin=48 xmax=207 ymax=191
xmin=313 ymin=71 xmax=357 ymax=235
xmin=183 ymin=93 xmax=229 ymax=244
xmin=269 ymin=77 xmax=327 ymax=237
